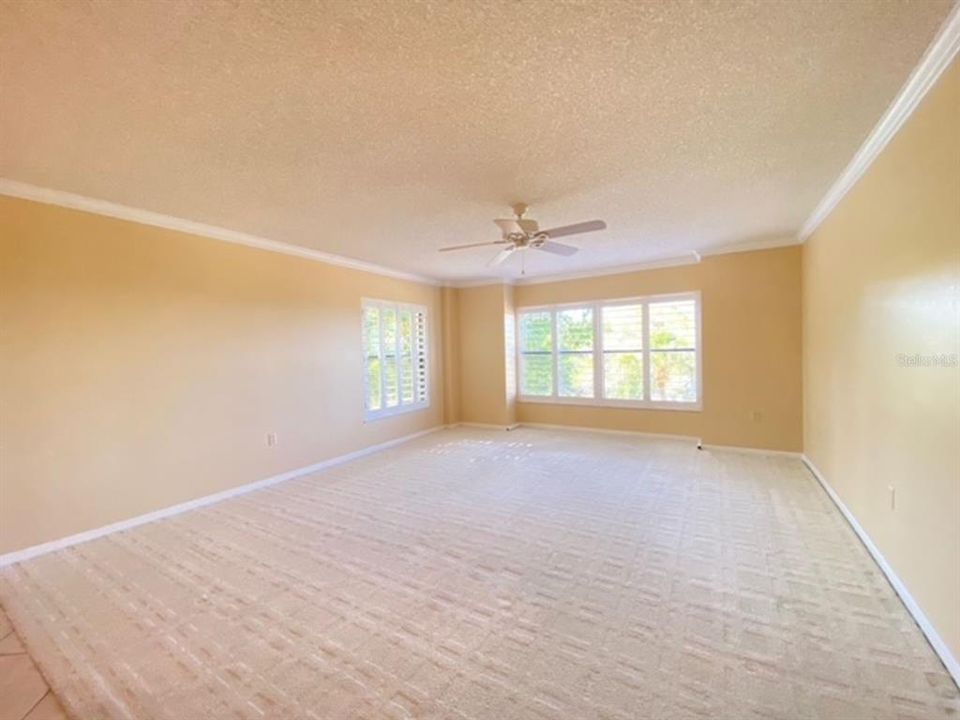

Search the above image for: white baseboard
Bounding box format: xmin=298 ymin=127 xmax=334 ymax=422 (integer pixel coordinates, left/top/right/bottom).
xmin=517 ymin=422 xmax=698 ymax=443
xmin=450 ymin=422 xmax=519 ymax=431
xmin=454 ymin=421 xmax=799 ymax=457
xmin=802 ymin=454 xmax=960 ymax=687
xmin=700 ymin=443 xmax=802 ymax=458
xmin=0 ymin=425 xmax=445 ymax=568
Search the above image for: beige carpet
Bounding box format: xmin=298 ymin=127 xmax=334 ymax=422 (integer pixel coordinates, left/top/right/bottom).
xmin=1 ymin=427 xmax=957 ymax=719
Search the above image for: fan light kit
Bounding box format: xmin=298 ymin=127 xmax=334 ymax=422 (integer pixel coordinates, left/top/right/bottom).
xmin=439 ymin=203 xmax=606 ymax=273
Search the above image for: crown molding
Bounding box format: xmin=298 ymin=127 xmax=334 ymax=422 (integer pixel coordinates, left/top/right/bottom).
xmin=444 ymin=257 xmax=697 ymax=289
xmin=444 ymin=278 xmax=515 ymax=289
xmin=1 ymin=177 xmax=803 ymax=289
xmin=445 ymin=237 xmax=804 ymax=288
xmin=699 ymin=236 xmax=800 ymax=257
xmin=0 ymin=179 xmax=443 ymax=286
xmin=798 ymin=3 xmax=960 ymax=241
xmin=3 ymin=178 xmax=786 ymax=289
xmin=508 ymin=252 xmax=701 ymax=287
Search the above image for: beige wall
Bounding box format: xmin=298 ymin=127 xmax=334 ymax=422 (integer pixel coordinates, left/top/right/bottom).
xmin=510 ymin=246 xmax=803 ymax=450
xmin=440 ymin=286 xmax=461 ymax=426
xmin=0 ymin=196 xmax=445 ymax=554
xmin=803 ymin=59 xmax=960 ymax=660
xmin=456 ymin=284 xmax=516 ymax=427
xmin=503 ymin=283 xmax=517 ymax=426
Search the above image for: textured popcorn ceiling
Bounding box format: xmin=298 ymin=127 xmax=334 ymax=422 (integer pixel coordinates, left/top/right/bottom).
xmin=0 ymin=0 xmax=951 ymax=281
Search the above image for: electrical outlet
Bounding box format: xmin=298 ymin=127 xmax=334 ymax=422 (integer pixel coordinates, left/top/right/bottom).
xmin=888 ymin=484 xmax=896 ymax=510
xmin=750 ymin=410 xmax=762 ymax=422
xmin=266 ymin=432 xmax=278 ymax=448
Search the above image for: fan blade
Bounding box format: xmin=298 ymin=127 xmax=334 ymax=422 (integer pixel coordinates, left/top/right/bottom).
xmin=540 ymin=220 xmax=606 ymax=239
xmin=488 ymin=247 xmax=516 ymax=266
xmin=536 ymin=241 xmax=579 ymax=257
xmin=439 ymin=241 xmax=505 ymax=253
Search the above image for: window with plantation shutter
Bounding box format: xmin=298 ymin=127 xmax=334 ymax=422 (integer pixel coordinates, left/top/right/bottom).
xmin=648 ymin=298 xmax=697 ymax=403
xmin=602 ymin=303 xmax=645 ymax=401
xmin=557 ymin=307 xmax=594 ymax=398
xmin=517 ymin=292 xmax=700 ymax=410
xmin=519 ymin=311 xmax=553 ymax=397
xmin=362 ymin=300 xmax=429 ymax=420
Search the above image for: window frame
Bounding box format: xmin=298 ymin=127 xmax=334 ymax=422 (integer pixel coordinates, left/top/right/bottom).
xmin=361 ymin=298 xmax=430 ymax=422
xmin=515 ymin=291 xmax=702 ymax=412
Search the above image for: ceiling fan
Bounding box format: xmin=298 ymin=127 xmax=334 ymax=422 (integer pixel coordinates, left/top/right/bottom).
xmin=439 ymin=203 xmax=607 ymax=268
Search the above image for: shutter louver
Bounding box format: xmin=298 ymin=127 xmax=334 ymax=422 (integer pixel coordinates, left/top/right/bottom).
xmin=519 ymin=311 xmax=553 ymax=396
xmin=516 ymin=293 xmax=699 ymax=408
xmin=415 ymin=310 xmax=428 ymax=404
xmin=362 ymin=301 xmax=430 ymax=419
xmin=363 ymin=306 xmax=382 ymax=412
xmin=557 ymin=307 xmax=594 ymax=398
xmin=648 ymin=299 xmax=697 ymax=403
xmin=601 ymin=304 xmax=644 ymax=401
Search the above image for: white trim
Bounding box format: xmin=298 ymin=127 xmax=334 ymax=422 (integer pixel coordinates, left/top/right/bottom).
xmin=700 ymin=443 xmax=801 ymax=458
xmin=518 ymin=422 xmax=698 ymax=443
xmin=550 ymin=308 xmax=560 ymax=397
xmin=517 ymin=290 xmax=700 ymax=314
xmin=360 ymin=299 xmax=431 ymax=422
xmin=0 ymin=179 xmax=441 ymax=286
xmin=0 ymin=178 xmax=804 ymax=288
xmin=511 ymin=253 xmax=701 ymax=286
xmin=0 ymin=425 xmax=445 ymax=568
xmin=698 ymin=236 xmax=800 ymax=257
xmin=592 ymin=304 xmax=603 ymax=401
xmin=449 ymin=422 xmax=519 ymax=431
xmin=447 ymin=279 xmax=517 ymax=289
xmin=445 ymin=239 xmax=806 ymax=289
xmin=802 ymin=454 xmax=960 ymax=687
xmin=517 ymin=396 xmax=702 ymax=412
xmin=462 ymin=421 xmax=800 ymax=455
xmin=444 ymin=254 xmax=701 ymax=289
xmin=798 ymin=3 xmax=960 ymax=241
xmin=516 ymin=291 xmax=702 ymax=411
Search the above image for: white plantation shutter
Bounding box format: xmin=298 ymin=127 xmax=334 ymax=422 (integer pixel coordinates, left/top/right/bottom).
xmin=519 ymin=311 xmax=553 ymax=396
xmin=601 ymin=303 xmax=644 ymax=401
xmin=415 ymin=309 xmax=429 ymax=404
xmin=362 ymin=300 xmax=429 ymax=419
xmin=399 ymin=310 xmax=414 ymax=404
xmin=648 ymin=299 xmax=697 ymax=403
xmin=382 ymin=307 xmax=399 ymax=408
xmin=517 ymin=292 xmax=700 ymax=409
xmin=557 ymin=307 xmax=594 ymax=398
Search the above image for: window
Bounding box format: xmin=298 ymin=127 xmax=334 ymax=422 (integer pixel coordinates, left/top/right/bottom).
xmin=557 ymin=307 xmax=594 ymax=398
xmin=516 ymin=292 xmax=700 ymax=410
xmin=519 ymin=311 xmax=552 ymax=396
xmin=362 ymin=300 xmax=429 ymax=420
xmin=602 ymin=303 xmax=645 ymax=401
xmin=649 ymin=299 xmax=697 ymax=403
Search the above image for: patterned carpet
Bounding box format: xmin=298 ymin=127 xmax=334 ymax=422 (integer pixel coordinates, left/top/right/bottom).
xmin=1 ymin=427 xmax=957 ymax=719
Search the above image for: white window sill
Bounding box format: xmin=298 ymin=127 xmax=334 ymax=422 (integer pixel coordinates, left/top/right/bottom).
xmin=364 ymin=401 xmax=430 ymax=423
xmin=517 ymin=396 xmax=702 ymax=413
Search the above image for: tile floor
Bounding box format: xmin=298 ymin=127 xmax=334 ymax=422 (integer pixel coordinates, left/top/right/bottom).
xmin=0 ymin=607 xmax=67 ymax=720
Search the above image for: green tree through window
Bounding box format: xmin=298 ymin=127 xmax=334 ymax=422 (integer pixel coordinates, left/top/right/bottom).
xmin=558 ymin=308 xmax=594 ymax=397
xmin=517 ymin=295 xmax=698 ymax=407
xmin=519 ymin=311 xmax=552 ymax=396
